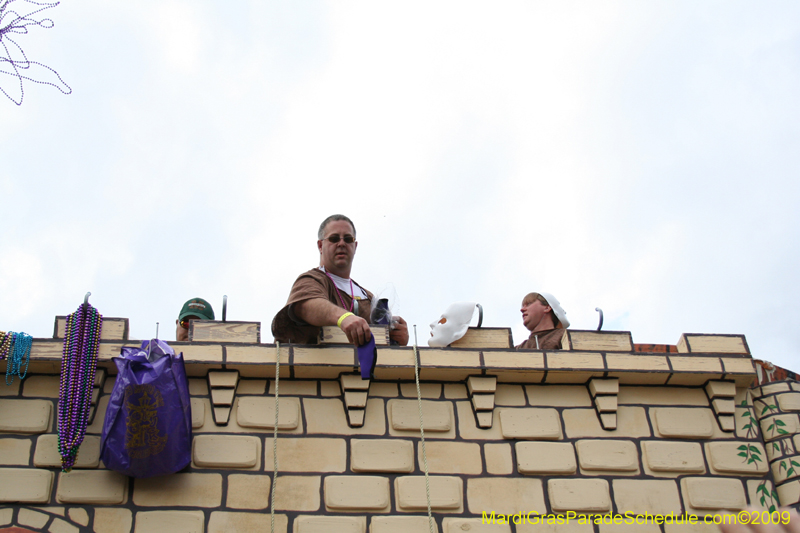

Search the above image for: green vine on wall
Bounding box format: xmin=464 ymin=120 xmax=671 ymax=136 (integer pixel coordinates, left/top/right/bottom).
xmin=766 ymin=417 xmax=790 ymax=439
xmin=737 ymin=444 xmax=763 ymax=466
xmin=759 ymin=401 xmax=780 ymax=416
xmin=756 ymin=481 xmax=780 ymax=513
xmin=771 ymin=438 xmax=795 ymax=458
xmin=779 ymin=459 xmax=800 ymax=480
xmin=740 ymin=399 xmax=760 ymax=439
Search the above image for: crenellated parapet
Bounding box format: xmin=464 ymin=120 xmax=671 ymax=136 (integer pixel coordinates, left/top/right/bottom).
xmin=0 ymin=316 xmax=792 ymax=533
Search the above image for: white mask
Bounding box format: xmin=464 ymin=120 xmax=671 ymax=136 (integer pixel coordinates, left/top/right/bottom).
xmin=428 ymin=302 xmax=477 ymax=347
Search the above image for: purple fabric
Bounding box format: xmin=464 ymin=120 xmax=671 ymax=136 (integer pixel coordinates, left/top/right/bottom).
xmin=99 ymin=339 xmax=192 ymax=478
xmin=357 ymin=334 xmax=377 ymax=379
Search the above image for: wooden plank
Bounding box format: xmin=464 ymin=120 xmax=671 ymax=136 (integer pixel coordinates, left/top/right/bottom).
xmin=54 ymin=316 xmax=129 ymax=340
xmin=564 ymin=330 xmax=633 ymax=352
xmin=319 ymin=325 xmax=389 ymax=345
xmin=189 ymin=321 xmax=260 ymax=343
xmin=677 ymin=334 xmax=749 ymax=354
xmin=450 ymin=327 xmax=513 ymax=349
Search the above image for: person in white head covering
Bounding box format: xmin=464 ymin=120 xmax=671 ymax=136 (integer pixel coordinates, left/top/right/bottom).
xmin=517 ymin=292 xmax=569 ymax=350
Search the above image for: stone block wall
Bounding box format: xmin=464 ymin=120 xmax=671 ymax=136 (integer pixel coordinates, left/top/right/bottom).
xmin=750 ymin=381 xmax=800 ymax=508
xmin=0 ymin=327 xmax=789 ymax=532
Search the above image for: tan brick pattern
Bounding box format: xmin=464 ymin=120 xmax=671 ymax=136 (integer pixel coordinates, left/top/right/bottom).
xmin=389 ymin=399 xmax=452 ymax=432
xmin=266 ymin=437 xmax=346 ymax=472
xmin=22 ymin=375 xmax=60 ymax=397
xmin=395 ymin=476 xmax=463 ymax=512
xmin=134 ymin=511 xmax=204 ymax=533
xmin=467 ymin=477 xmax=546 ymax=515
xmin=0 ymin=437 xmax=31 ymax=465
xmin=484 ymin=443 xmax=513 ymax=475
xmin=57 ymin=470 xmax=128 ymax=504
xmin=642 ymin=441 xmax=705 ymax=474
xmin=0 ymin=399 xmax=52 ymax=433
xmin=444 ymin=518 xmax=511 ymax=532
xmin=294 ymin=515 xmax=365 ymax=533
xmin=274 ymin=475 xmax=321 ymax=511
xmin=134 ymin=473 xmax=222 ymax=507
xmin=34 ymin=434 xmax=100 ymax=468
xmin=563 ymin=406 xmax=650 ymax=438
xmin=193 ymin=434 xmax=260 ymax=468
xmin=304 ymin=398 xmax=386 ymax=436
xmin=516 ymin=442 xmax=576 ymax=475
xmin=351 ymin=439 xmax=414 ymax=473
xmin=208 ymin=511 xmax=288 ymax=533
xmin=0 ymin=327 xmax=776 ymax=529
xmin=371 ymin=516 xmax=440 ymax=533
xmin=227 ymin=473 xmax=271 ymax=510
xmin=612 ymin=479 xmax=682 ymax=514
xmin=548 ymin=478 xmax=611 ymax=512
xmin=576 ymin=439 xmax=639 ymax=473
xmin=499 ymin=408 xmax=561 ymax=439
xmin=419 ymin=441 xmax=482 ymax=474
xmin=681 ymin=477 xmax=746 ymax=514
xmin=0 ymin=468 xmax=53 ymax=503
xmin=324 ymin=476 xmax=390 ymax=512
xmin=94 ymin=508 xmax=133 ymax=533
xmin=652 ymin=408 xmax=715 ymax=438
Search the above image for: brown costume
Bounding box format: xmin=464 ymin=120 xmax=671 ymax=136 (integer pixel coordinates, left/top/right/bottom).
xmin=271 ymin=268 xmax=374 ymax=344
xmin=516 ymin=328 xmax=565 ymax=350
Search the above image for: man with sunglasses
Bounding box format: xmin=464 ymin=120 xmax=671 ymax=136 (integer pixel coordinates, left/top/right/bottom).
xmin=272 ymin=214 xmax=409 ymax=346
xmin=176 ymin=297 xmax=215 ymax=341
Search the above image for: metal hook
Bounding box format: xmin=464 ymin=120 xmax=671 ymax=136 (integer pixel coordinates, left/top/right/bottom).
xmin=222 ymin=295 xmax=228 ymax=322
xmin=476 ymin=304 xmax=483 ymax=328
xmin=595 ymin=308 xmax=604 ymax=331
xmin=84 ymin=292 xmax=91 ymax=305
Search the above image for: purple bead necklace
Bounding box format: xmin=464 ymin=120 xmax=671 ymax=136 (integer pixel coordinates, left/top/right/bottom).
xmin=58 ymin=302 xmax=103 ymax=472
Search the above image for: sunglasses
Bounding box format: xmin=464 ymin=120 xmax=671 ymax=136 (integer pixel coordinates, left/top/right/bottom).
xmin=179 ymin=319 xmax=194 ymax=329
xmin=323 ymin=234 xmax=355 ymax=244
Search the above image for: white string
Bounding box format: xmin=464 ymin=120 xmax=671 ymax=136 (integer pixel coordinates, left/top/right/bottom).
xmin=413 ymin=325 xmax=435 ymax=533
xmin=270 ymin=341 xmax=280 ymax=533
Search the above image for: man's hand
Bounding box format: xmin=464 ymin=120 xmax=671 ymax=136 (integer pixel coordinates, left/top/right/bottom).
xmin=340 ymin=313 xmax=372 ymax=346
xmin=390 ymin=316 xmax=409 ymax=346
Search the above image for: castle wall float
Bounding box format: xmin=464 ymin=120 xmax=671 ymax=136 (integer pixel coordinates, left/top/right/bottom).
xmin=1 ymin=317 xmax=798 ymax=533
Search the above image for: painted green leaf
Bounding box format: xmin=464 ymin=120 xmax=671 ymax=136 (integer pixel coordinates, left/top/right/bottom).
xmin=775 ymin=419 xmax=787 ymax=426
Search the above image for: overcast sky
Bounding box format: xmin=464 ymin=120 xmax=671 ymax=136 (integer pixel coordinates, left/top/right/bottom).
xmin=2 ymin=1 xmax=799 ymax=371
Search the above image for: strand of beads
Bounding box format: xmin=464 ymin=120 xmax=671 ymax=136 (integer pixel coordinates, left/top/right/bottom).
xmin=58 ymin=302 xmax=103 ymax=472
xmin=5 ymin=332 xmax=32 ymax=385
xmin=0 ymin=331 xmax=12 ymax=360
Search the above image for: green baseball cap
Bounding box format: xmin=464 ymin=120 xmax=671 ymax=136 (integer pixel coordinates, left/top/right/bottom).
xmin=179 ymin=298 xmax=215 ymax=321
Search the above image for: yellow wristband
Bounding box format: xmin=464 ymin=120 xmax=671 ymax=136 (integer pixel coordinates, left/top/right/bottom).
xmin=337 ymin=312 xmax=354 ymax=328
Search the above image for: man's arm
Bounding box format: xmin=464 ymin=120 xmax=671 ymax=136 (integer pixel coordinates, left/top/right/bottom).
xmin=390 ymin=316 xmax=409 ymax=346
xmin=294 ymin=298 xmax=372 ymax=346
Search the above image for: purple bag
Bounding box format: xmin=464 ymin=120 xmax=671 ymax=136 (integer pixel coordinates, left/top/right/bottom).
xmin=100 ymin=339 xmax=192 ymax=478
